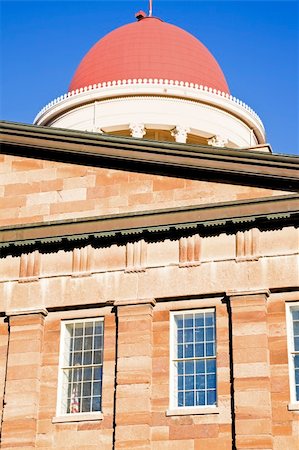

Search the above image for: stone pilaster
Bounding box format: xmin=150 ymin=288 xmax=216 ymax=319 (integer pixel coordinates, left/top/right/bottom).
xmin=179 ymin=234 xmax=201 ymax=266
xmin=1 ymin=309 xmax=47 ymax=448
xmin=0 ymin=317 xmax=9 ymax=437
xmin=227 ymin=290 xmax=273 ymax=450
xmin=114 ymin=298 xmax=155 ymax=450
xmin=125 ymin=240 xmax=147 ymax=272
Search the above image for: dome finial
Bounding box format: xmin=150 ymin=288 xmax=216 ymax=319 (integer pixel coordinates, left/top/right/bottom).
xmin=149 ymin=0 xmax=153 ymax=17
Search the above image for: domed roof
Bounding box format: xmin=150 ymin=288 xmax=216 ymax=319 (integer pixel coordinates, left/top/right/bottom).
xmin=69 ymin=16 xmax=230 ymax=94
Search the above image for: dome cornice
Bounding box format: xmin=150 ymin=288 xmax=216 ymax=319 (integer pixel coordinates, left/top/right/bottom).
xmin=34 ymin=79 xmax=265 ymax=144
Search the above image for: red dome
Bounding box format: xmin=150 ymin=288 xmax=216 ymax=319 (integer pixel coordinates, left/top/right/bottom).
xmin=69 ymin=17 xmax=229 ymax=94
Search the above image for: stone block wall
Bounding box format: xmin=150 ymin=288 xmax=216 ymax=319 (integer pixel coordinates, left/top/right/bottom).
xmin=0 ymin=154 xmax=298 ymax=448
xmin=0 ymin=154 xmax=289 ymax=226
xmin=0 ymin=287 xmax=298 ymax=448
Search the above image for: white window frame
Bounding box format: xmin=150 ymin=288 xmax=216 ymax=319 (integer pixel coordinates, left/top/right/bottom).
xmin=286 ymin=302 xmax=299 ymax=408
xmin=56 ymin=317 xmax=104 ymax=418
xmin=169 ymin=308 xmax=217 ymax=413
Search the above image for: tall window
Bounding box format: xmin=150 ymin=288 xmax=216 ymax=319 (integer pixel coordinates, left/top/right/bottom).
xmin=287 ymin=303 xmax=299 ymax=404
xmin=170 ymin=309 xmax=217 ymax=409
xmin=57 ymin=318 xmax=104 ymax=415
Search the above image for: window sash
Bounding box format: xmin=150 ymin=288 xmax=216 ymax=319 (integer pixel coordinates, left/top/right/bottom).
xmin=170 ymin=309 xmax=217 ymax=409
xmin=57 ymin=318 xmax=104 ymax=416
xmin=286 ymin=303 xmax=299 ymax=404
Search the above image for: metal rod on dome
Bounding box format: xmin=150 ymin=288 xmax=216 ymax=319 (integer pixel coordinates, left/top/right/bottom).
xmin=149 ymin=0 xmax=153 ymax=17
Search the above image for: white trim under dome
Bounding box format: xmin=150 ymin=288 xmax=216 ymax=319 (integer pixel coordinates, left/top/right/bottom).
xmin=34 ymin=79 xmax=266 ymax=148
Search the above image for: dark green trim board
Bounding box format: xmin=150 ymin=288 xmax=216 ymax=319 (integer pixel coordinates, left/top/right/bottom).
xmin=0 ymin=195 xmax=298 ymax=252
xmin=1 ymin=121 xmax=299 ymax=191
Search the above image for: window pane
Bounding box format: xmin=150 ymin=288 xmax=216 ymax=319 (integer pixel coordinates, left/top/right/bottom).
xmin=175 ymin=316 xmax=184 ymax=329
xmin=83 ymin=367 xmax=92 ymax=381
xmin=177 ymin=362 xmax=183 ymax=375
xmin=82 ymin=397 xmax=91 ymax=412
xmin=185 ymin=329 xmax=194 ymax=343
xmin=93 ymin=366 xmax=102 ymax=381
xmin=93 ymin=350 xmax=102 ymax=365
xmin=195 ymin=315 xmax=204 ymax=327
xmin=195 ymin=328 xmax=204 ymax=342
xmin=196 ymin=360 xmax=205 ymax=374
xmin=185 ymin=343 xmax=194 ymax=358
xmin=292 ymin=310 xmax=299 ymax=321
xmin=73 ymin=367 xmax=82 ymax=383
xmin=196 ymin=375 xmax=205 ymax=389
xmin=74 ymin=337 xmax=83 ymax=351
xmin=94 ymin=335 xmax=103 ymax=349
xmin=66 ymin=323 xmax=74 ymax=338
xmin=178 ymin=376 xmax=184 ymax=390
xmin=95 ymin=322 xmax=103 ymax=335
xmin=294 ymin=337 xmax=299 ymax=352
xmin=68 ymin=350 xmax=74 ymax=366
xmin=83 ymin=382 xmax=91 ymax=397
xmin=92 ymin=381 xmax=102 ymax=396
xmin=207 ymin=359 xmax=216 ymax=373
xmin=196 ymin=390 xmax=205 ymax=406
xmin=84 ymin=336 xmax=93 ymax=351
xmin=177 ymin=344 xmax=183 ymax=358
xmin=83 ymin=351 xmax=92 ymax=365
xmin=185 ymin=376 xmax=194 ymax=390
xmin=185 ymin=391 xmax=194 ymax=406
xmin=73 ymin=352 xmax=82 ymax=366
xmin=92 ymin=397 xmax=101 ymax=412
xmin=206 ymin=342 xmax=215 ymax=357
xmin=178 ymin=392 xmax=184 ymax=407
xmin=184 ymin=315 xmax=193 ymax=328
xmin=195 ymin=343 xmax=204 ymax=357
xmin=185 ymin=361 xmax=194 ymax=375
xmin=206 ymin=327 xmax=214 ymax=341
xmin=205 ymin=313 xmax=214 ymax=326
xmin=207 ymin=374 xmax=216 ymax=389
xmin=207 ymin=390 xmax=217 ymax=405
xmin=75 ymin=323 xmax=83 ymax=336
xmin=85 ymin=323 xmax=94 ymax=336
xmin=178 ymin=330 xmax=183 ymax=343
xmin=293 ymin=321 xmax=299 ymax=336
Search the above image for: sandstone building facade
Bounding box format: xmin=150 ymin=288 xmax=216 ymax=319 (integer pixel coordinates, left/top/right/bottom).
xmin=0 ymin=10 xmax=299 ymax=450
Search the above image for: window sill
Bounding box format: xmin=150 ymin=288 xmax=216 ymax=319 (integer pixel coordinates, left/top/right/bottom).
xmin=52 ymin=412 xmax=103 ymax=423
xmin=287 ymin=403 xmax=299 ymax=411
xmin=166 ymin=406 xmax=219 ymax=416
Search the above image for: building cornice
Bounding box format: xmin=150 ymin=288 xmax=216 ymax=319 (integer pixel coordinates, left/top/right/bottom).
xmin=0 ymin=194 xmax=298 ymax=252
xmin=1 ymin=121 xmax=298 ymax=191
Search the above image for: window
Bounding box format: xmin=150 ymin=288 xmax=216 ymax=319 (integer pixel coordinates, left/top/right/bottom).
xmin=170 ymin=309 xmax=217 ymax=409
xmin=57 ymin=318 xmax=104 ymax=415
xmin=287 ymin=303 xmax=299 ymax=405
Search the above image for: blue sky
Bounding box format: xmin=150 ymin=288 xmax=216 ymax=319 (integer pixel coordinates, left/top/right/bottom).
xmin=1 ymin=1 xmax=298 ymax=155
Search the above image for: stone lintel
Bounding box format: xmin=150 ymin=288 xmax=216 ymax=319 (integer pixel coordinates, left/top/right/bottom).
xmin=6 ymin=307 xmax=48 ymax=318
xmin=227 ymin=289 xmax=270 ymax=301
xmin=114 ymin=298 xmax=156 ymax=308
